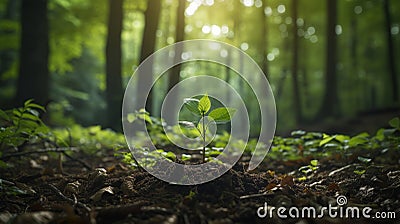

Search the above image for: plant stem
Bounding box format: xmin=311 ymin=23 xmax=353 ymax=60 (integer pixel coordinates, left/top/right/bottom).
xmin=202 ymin=112 xmax=206 ymax=163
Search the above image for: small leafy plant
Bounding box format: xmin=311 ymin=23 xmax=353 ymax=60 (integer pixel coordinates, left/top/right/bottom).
xmin=0 ymin=100 xmax=49 ymax=151
xmin=0 ymin=100 xmax=51 ymax=167
xmin=181 ymin=94 xmax=236 ymax=163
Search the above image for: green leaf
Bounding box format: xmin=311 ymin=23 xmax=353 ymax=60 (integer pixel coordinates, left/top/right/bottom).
xmin=18 ymin=119 xmax=39 ymax=129
xmin=354 ymin=132 xmax=370 ymax=138
xmin=319 ymin=135 xmax=335 ymax=146
xmin=354 ymin=169 xmax=366 ymax=175
xmin=12 ymin=109 xmax=22 ymax=118
xmin=208 ymin=107 xmax=236 ymax=123
xmin=322 ymin=142 xmax=341 ymax=149
xmin=183 ymin=98 xmax=201 ymax=116
xmin=206 ymin=150 xmax=222 ymax=156
xmin=389 ymin=117 xmax=400 ymax=130
xmin=357 ymin=156 xmax=372 ymax=163
xmin=127 ymin=113 xmax=136 ymax=123
xmin=181 ymin=154 xmax=191 ymax=161
xmin=375 ymin=128 xmax=385 ymax=141
xmin=138 ymin=113 xmax=152 ymax=124
xmin=335 ymin=135 xmax=350 ymax=143
xmin=21 ymin=112 xmax=40 ymax=122
xmin=27 ymin=103 xmax=46 ymax=112
xmin=165 ymin=151 xmax=176 ymax=161
xmin=179 ymin=121 xmax=196 ymax=129
xmin=349 ymin=136 xmax=368 ymax=147
xmin=23 ymin=99 xmax=34 ymax=107
xmin=138 ymin=108 xmax=148 ymax=114
xmin=298 ymin=176 xmax=307 ymax=181
xmin=198 ymin=94 xmax=211 ymax=114
xmin=0 ymin=109 xmax=10 ymax=121
xmin=310 ymin=159 xmax=318 ymax=166
xmin=291 ymin=130 xmax=306 ymax=136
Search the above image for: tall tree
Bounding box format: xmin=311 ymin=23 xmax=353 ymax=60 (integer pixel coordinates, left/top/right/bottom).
xmin=15 ymin=0 xmax=49 ymax=106
xmin=164 ymin=0 xmax=185 ymax=124
xmin=167 ymin=0 xmax=185 ymax=91
xmin=318 ymin=0 xmax=338 ymax=118
xmin=137 ymin=0 xmax=162 ymax=113
xmin=291 ymin=0 xmax=302 ymax=124
xmin=383 ymin=0 xmax=398 ymax=102
xmin=349 ymin=3 xmax=359 ymax=110
xmin=260 ymin=0 xmax=269 ymax=79
xmin=105 ymin=0 xmax=123 ymax=131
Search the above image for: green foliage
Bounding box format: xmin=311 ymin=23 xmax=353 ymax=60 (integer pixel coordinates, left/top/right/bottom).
xmin=270 ymin=117 xmax=400 ymax=162
xmin=0 ymin=100 xmax=50 ymax=151
xmin=299 ymin=159 xmax=319 ymax=177
xmin=208 ymin=107 xmax=237 ymax=123
xmin=53 ymin=124 xmax=126 ymax=153
xmin=389 ymin=117 xmax=400 ymax=130
xmin=127 ymin=109 xmax=152 ymax=124
xmin=0 ymin=101 xmax=128 ymax=169
xmin=183 ymin=98 xmax=201 ymax=116
xmin=0 ymin=100 xmax=53 ymax=167
xmin=198 ymin=94 xmax=211 ymax=114
xmin=181 ymin=94 xmax=236 ymax=162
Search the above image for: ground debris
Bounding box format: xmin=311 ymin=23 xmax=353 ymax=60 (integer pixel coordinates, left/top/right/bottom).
xmin=1 ymin=148 xmax=399 ymax=223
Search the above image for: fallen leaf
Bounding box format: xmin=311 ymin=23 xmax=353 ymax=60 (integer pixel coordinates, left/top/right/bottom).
xmin=265 ymin=182 xmax=277 ymax=191
xmin=90 ymin=186 xmax=114 ymax=202
xmin=64 ymin=181 xmax=81 ymax=195
xmin=280 ymin=175 xmax=294 ymax=187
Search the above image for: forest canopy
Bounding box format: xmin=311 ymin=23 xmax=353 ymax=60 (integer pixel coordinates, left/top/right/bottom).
xmin=0 ymin=0 xmax=399 ymax=134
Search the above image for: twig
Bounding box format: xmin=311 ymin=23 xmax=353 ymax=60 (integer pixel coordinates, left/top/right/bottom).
xmin=0 ymin=178 xmax=15 ymax=186
xmin=47 ymin=184 xmax=91 ymax=212
xmin=328 ymin=164 xmax=354 ymax=177
xmin=0 ymin=147 xmax=78 ymax=160
xmin=141 ymin=206 xmax=173 ymax=214
xmin=239 ymin=192 xmax=274 ymax=200
xmin=44 ymin=139 xmax=91 ymax=170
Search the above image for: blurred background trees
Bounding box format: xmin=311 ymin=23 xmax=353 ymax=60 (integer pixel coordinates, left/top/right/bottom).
xmin=0 ymin=0 xmax=399 ymax=135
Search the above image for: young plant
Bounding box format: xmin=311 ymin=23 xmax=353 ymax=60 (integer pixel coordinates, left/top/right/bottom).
xmin=181 ymin=94 xmax=236 ymax=163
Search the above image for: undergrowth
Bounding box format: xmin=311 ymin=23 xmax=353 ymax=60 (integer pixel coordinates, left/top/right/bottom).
xmin=0 ymin=101 xmax=399 ymax=174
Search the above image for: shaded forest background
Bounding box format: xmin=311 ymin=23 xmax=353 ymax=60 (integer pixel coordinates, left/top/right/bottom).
xmin=0 ymin=0 xmax=399 ymax=135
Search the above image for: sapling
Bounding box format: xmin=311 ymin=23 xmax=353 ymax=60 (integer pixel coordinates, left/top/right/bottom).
xmin=181 ymin=94 xmax=236 ymax=163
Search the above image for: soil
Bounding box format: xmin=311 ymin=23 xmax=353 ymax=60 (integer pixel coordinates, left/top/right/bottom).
xmin=1 ymin=147 xmax=399 ymax=224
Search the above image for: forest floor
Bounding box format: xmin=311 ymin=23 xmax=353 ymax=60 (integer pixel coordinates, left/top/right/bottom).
xmin=1 ymin=144 xmax=399 ymax=224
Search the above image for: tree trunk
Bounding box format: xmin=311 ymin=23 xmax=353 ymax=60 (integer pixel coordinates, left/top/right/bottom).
xmin=318 ymin=0 xmax=338 ymax=118
xmin=167 ymin=0 xmax=185 ymax=91
xmin=261 ymin=0 xmax=269 ymax=79
xmin=105 ymin=0 xmax=123 ymax=131
xmin=383 ymin=0 xmax=398 ymax=102
xmin=276 ymin=37 xmax=290 ymax=101
xmin=291 ymin=0 xmax=302 ymax=124
xmin=15 ymin=0 xmax=49 ymax=107
xmin=137 ymin=0 xmax=161 ymax=113
xmin=164 ymin=0 xmax=185 ymax=124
